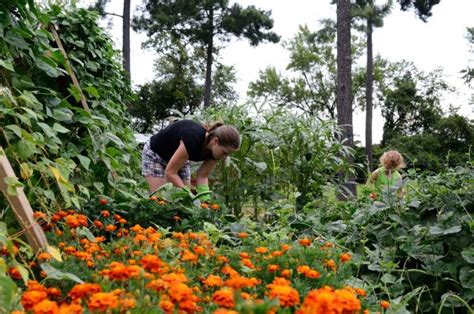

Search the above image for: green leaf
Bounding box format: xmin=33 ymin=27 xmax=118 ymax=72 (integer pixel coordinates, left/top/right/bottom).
xmin=0 ymin=60 xmax=14 ymax=72
xmin=17 ymin=139 xmax=37 ymax=159
xmin=429 ymin=225 xmax=462 ymax=235
xmin=77 ymin=155 xmax=91 ymax=170
xmin=52 ymin=108 xmax=73 ymax=122
xmin=460 ymin=266 xmax=474 ymax=289
xmin=4 ymin=177 xmax=24 ymax=196
xmin=40 ymin=263 xmax=84 ymax=283
xmin=76 ymin=227 xmax=96 ymax=242
xmin=36 ymin=58 xmax=61 ymax=78
xmin=4 ymin=32 xmax=28 ymax=49
xmin=5 ymin=125 xmax=23 ymax=138
xmin=0 ymin=275 xmax=17 ymax=311
xmin=84 ymin=86 xmax=99 ymax=98
xmin=52 ymin=123 xmax=69 ymax=133
xmin=461 ymin=248 xmax=474 ymax=264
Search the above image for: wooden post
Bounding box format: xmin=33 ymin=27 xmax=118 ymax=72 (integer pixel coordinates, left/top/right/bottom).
xmin=49 ymin=24 xmax=90 ymax=113
xmin=0 ymin=148 xmax=48 ymax=252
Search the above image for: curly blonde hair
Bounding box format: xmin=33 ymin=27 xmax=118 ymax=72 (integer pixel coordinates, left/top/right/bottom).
xmin=379 ymin=150 xmax=406 ymax=170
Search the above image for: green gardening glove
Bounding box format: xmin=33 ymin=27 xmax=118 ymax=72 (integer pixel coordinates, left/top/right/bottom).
xmin=195 ymin=184 xmax=212 ymax=201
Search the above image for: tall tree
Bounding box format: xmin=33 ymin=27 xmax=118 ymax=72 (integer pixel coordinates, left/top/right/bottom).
xmin=248 ymin=21 xmax=365 ymax=119
xmin=336 ymin=0 xmax=357 ymax=198
xmin=351 ymin=0 xmax=392 ymax=170
xmin=461 ymin=27 xmax=474 ymax=86
xmin=133 ymin=0 xmax=279 ymax=107
xmin=379 ymin=61 xmax=448 ymax=144
xmin=90 ymin=0 xmax=132 ymax=80
xmin=397 ymin=0 xmax=441 ymax=21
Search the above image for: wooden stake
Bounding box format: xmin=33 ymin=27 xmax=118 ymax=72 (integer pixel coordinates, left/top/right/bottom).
xmin=49 ymin=24 xmax=90 ymax=113
xmin=0 ymin=147 xmax=48 ymax=252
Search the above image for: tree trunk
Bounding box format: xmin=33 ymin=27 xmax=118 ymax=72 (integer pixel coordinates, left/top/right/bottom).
xmin=336 ymin=0 xmax=356 ymax=199
xmin=365 ymin=21 xmax=373 ymax=170
xmin=203 ymin=7 xmax=214 ymax=108
xmin=122 ymin=0 xmax=131 ymax=80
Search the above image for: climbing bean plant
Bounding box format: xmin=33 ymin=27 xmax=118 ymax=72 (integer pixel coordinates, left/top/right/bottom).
xmin=0 ymin=1 xmax=141 ymax=214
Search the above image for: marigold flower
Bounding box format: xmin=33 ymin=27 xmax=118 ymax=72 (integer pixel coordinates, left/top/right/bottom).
xmin=255 ymin=247 xmax=268 ymax=254
xmin=217 ymin=255 xmax=229 ymax=263
xmin=8 ymin=267 xmax=22 ymax=280
xmin=340 ymin=253 xmax=352 ymax=263
xmin=120 ymin=297 xmax=136 ymax=310
xmin=100 ymin=210 xmax=110 ymax=217
xmin=21 ymin=290 xmax=48 ymax=310
xmin=241 ymin=258 xmax=254 ymax=268
xmin=58 ymin=303 xmax=83 ymax=314
xmin=47 ymin=287 xmax=61 ymax=299
xmin=212 ymin=288 xmax=235 ymax=308
xmin=281 ymin=244 xmax=292 ymax=251
xmin=239 ymin=252 xmax=250 ymax=259
xmin=159 ymin=299 xmax=174 ymax=313
xmin=271 ymin=250 xmax=283 ymax=257
xmin=162 ymin=272 xmax=188 ymax=284
xmin=325 ymin=259 xmax=337 ymax=271
xmin=268 ymin=264 xmax=280 ymax=272
xmin=168 ymin=283 xmax=194 ymax=303
xmin=306 ymin=269 xmax=321 ymax=279
xmin=203 ymin=275 xmax=224 ymax=287
xmin=268 ymin=284 xmax=300 ymax=307
xmin=214 ymin=309 xmax=238 ymax=314
xmin=182 ymin=250 xmax=198 ymax=263
xmin=99 ymin=198 xmax=108 ymax=205
xmin=193 ymin=245 xmax=206 ymax=256
xmin=238 ymin=232 xmax=248 ymax=239
xmin=296 ymin=286 xmax=361 ymax=314
xmin=298 ymin=238 xmax=312 ymax=247
xmin=32 ymin=299 xmax=59 ymax=314
xmin=380 ymin=300 xmax=390 ymax=309
xmin=33 ymin=211 xmax=47 ymax=220
xmin=201 ymin=203 xmax=210 ymax=209
xmin=88 ymin=292 xmax=118 ymax=312
xmin=27 ymin=280 xmax=47 ymax=292
xmin=281 ymin=269 xmax=292 ymax=278
xmin=369 ymin=192 xmax=378 ymax=200
xmin=93 ymin=220 xmax=103 ymax=229
xmin=297 ymin=265 xmax=311 ymax=275
xmin=355 ymin=288 xmax=367 ymax=297
xmin=140 ymin=255 xmax=163 ymax=273
xmin=224 ymin=276 xmax=260 ymax=289
xmin=68 ymin=283 xmax=102 ymax=300
xmin=210 ymin=204 xmax=220 ymax=210
xmin=105 ymin=224 xmax=116 ymax=232
xmin=146 ymin=279 xmax=168 ymax=292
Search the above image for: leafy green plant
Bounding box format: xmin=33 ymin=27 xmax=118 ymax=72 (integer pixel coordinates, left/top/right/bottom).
xmin=0 ymin=3 xmax=142 ymax=216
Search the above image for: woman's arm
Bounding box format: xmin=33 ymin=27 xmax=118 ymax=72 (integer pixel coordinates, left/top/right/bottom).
xmin=165 ymin=141 xmax=189 ymax=188
xmin=196 ymin=159 xmax=217 ymax=185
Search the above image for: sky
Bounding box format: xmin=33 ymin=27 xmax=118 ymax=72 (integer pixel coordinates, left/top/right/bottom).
xmin=79 ymin=0 xmax=473 ymax=144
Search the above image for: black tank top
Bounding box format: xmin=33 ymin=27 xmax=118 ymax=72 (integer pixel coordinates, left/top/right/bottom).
xmin=149 ymin=120 xmax=206 ymax=162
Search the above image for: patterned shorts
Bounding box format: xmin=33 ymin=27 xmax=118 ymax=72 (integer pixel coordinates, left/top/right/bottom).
xmin=141 ymin=141 xmax=191 ymax=180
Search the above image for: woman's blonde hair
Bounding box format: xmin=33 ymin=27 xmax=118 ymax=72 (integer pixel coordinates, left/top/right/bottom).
xmin=204 ymin=122 xmax=240 ymax=149
xmin=379 ymin=150 xmax=406 ymax=170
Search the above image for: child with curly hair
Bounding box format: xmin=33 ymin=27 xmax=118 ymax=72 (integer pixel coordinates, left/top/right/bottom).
xmin=368 ymin=150 xmax=406 ymax=191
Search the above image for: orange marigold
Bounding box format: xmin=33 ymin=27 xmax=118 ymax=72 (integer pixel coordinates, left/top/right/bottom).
xmin=268 ymin=264 xmax=280 ymax=272
xmin=168 ymin=283 xmax=194 ymax=303
xmin=212 ymin=288 xmax=235 ymax=308
xmin=203 ymin=275 xmax=224 ymax=287
xmin=140 ymin=255 xmax=163 ymax=273
xmin=68 ymin=283 xmax=102 ymax=300
xmin=32 ymin=299 xmax=59 ymax=314
xmin=58 ymin=303 xmax=83 ymax=314
xmin=268 ymin=285 xmax=300 ymax=307
xmin=281 ymin=244 xmax=292 ymax=251
xmin=87 ymin=292 xmax=118 ymax=312
xmin=238 ymin=232 xmax=249 ymax=239
xmin=255 ymin=247 xmax=268 ymax=254
xmin=146 ymin=279 xmax=168 ymax=292
xmin=380 ymin=300 xmax=390 ymax=309
xmin=298 ymin=238 xmax=312 ymax=247
xmin=296 ymin=286 xmax=361 ymax=314
xmin=21 ymin=290 xmax=48 ymax=310
xmin=340 ymin=253 xmax=352 ymax=263
xmin=159 ymin=299 xmax=174 ymax=313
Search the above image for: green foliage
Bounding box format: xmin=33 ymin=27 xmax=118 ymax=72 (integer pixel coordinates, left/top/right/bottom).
xmin=301 ymin=163 xmax=474 ymax=312
xmin=0 ymin=2 xmax=142 ymax=214
xmin=193 ymin=105 xmax=351 ymax=214
xmin=249 ymin=21 xmax=365 ymax=119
